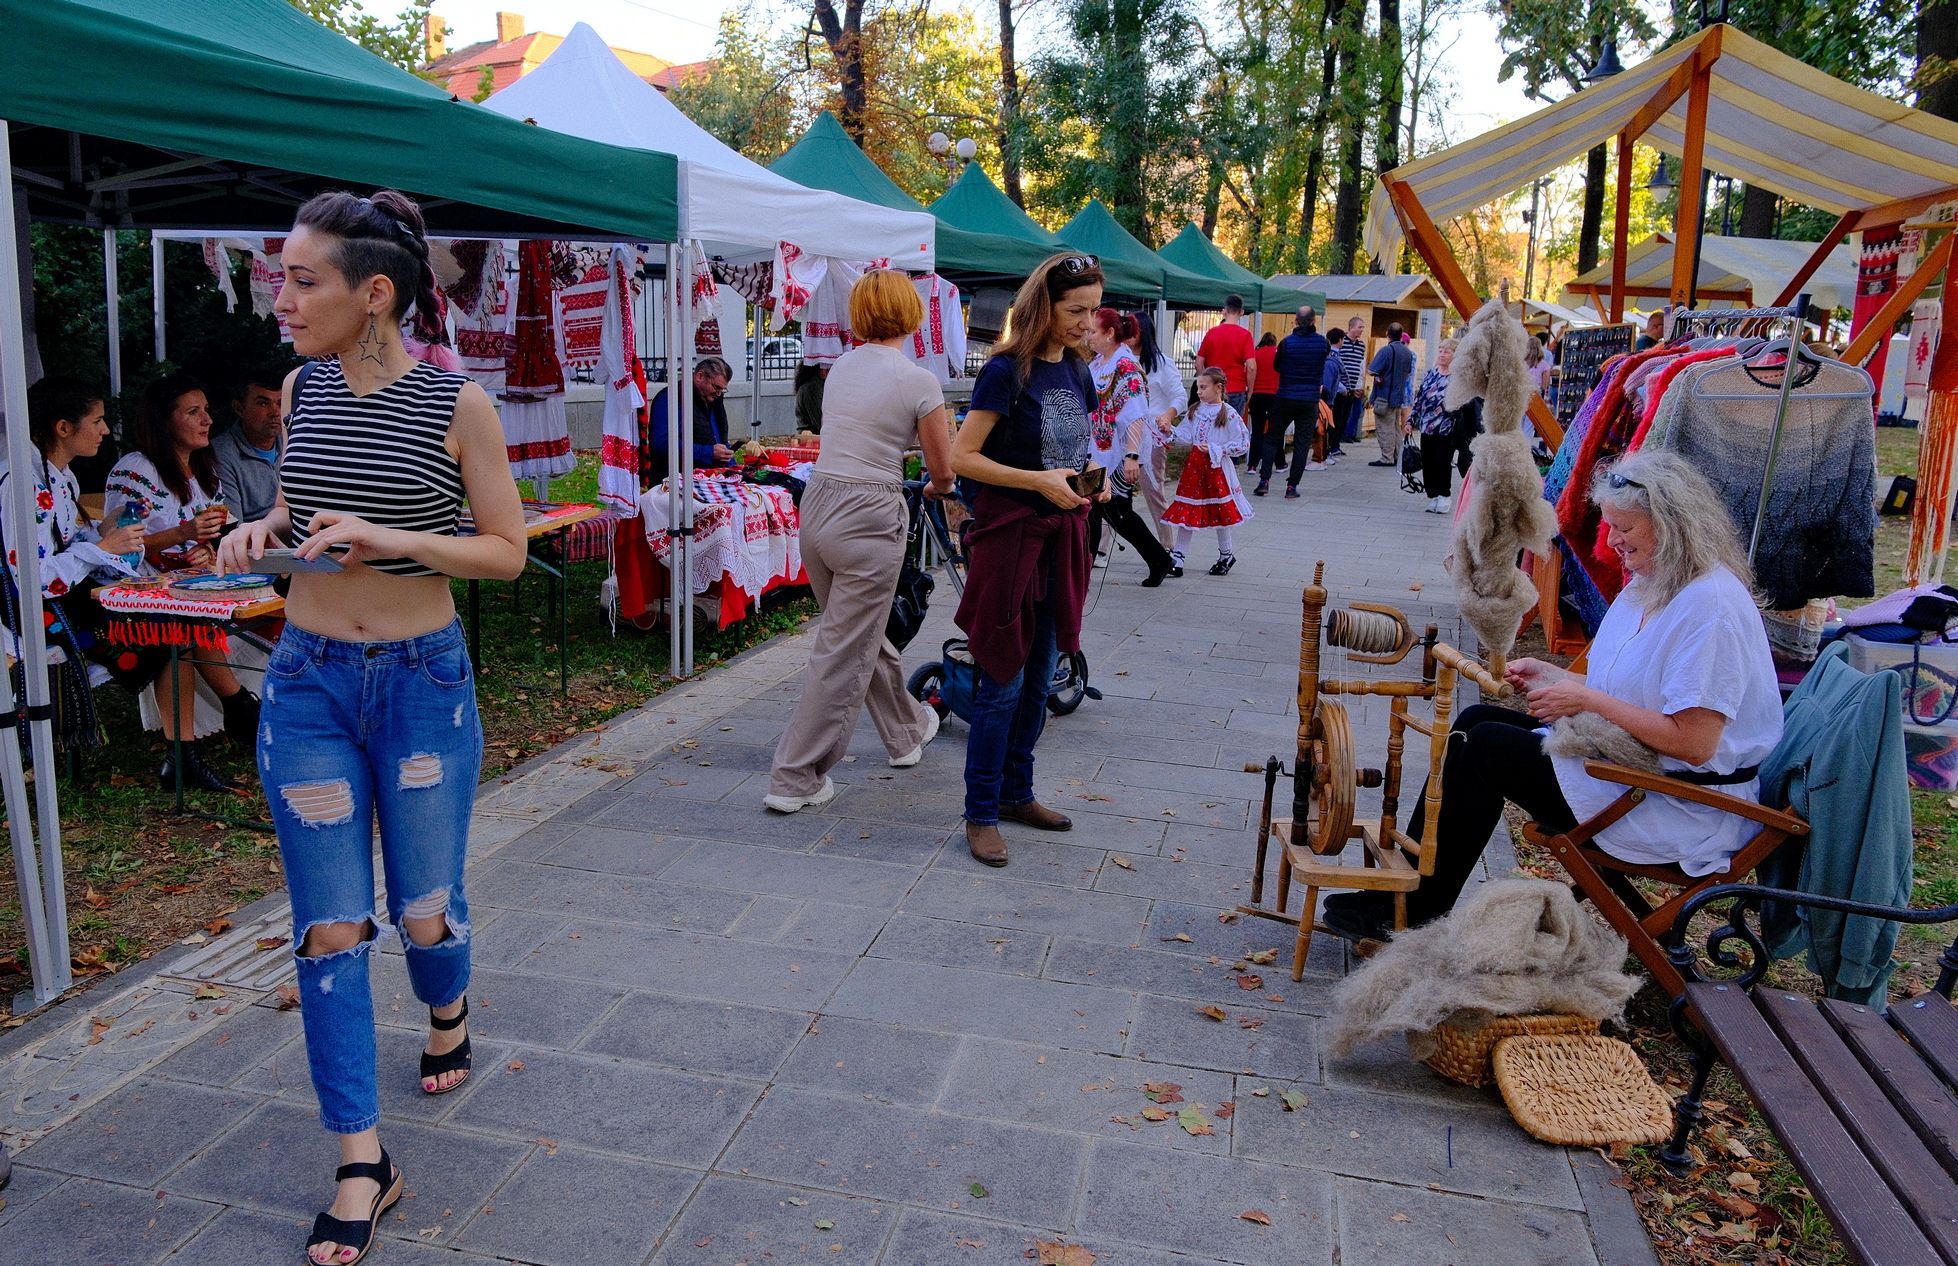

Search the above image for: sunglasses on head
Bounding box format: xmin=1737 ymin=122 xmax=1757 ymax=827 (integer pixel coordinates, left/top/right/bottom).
xmin=1606 ymin=471 xmax=1644 ymax=490
xmin=1057 ymin=255 xmax=1099 ymax=275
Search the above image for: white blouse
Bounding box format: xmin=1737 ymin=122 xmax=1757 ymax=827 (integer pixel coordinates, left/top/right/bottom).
xmin=0 ymin=459 xmax=139 ymax=597
xmin=1550 ymin=566 xmax=1784 ymax=876
xmin=103 ymin=451 xmax=223 ymax=572
xmin=1139 ymin=352 xmax=1185 ymax=427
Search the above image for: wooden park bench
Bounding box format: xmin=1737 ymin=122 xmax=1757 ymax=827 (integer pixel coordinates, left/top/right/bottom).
xmin=1658 ymin=884 xmax=1958 ymax=1265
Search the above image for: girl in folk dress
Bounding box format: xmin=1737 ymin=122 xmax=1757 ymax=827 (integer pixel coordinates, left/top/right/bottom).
xmin=1161 ymin=367 xmax=1253 ymax=575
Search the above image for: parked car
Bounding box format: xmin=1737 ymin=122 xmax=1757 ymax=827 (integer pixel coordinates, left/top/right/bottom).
xmin=745 ymin=336 xmax=803 ymax=362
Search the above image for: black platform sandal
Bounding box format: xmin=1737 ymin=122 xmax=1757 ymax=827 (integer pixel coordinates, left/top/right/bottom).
xmin=419 ymin=1000 xmax=471 ymax=1095
xmin=305 ymin=1147 xmax=402 ymax=1265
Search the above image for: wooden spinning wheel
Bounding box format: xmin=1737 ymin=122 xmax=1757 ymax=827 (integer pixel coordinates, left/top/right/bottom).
xmin=1301 ymin=698 xmax=1357 ymax=856
xmin=1238 ymin=561 xmax=1508 ymax=979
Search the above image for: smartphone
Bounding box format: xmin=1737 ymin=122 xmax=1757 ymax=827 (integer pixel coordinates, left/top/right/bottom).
xmin=1068 ymin=465 xmax=1107 ymax=498
xmin=247 ymin=547 xmax=348 ymax=574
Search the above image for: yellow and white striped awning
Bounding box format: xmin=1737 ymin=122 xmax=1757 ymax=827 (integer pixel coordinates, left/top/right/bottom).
xmin=1364 ymin=24 xmax=1958 ymax=270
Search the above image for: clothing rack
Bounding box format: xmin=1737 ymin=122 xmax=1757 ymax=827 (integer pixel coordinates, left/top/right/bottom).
xmin=1666 ymin=295 xmax=1822 ymax=565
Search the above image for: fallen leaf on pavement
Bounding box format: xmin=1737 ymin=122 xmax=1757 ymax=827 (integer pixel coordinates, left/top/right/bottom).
xmin=1234 ymin=974 xmax=1263 ymax=990
xmin=1178 ymin=1106 xmax=1213 ymax=1135
xmin=1237 ymin=1017 xmax=1264 ymax=1030
xmin=1162 ymin=933 xmax=1194 ymax=943
xmin=506 ymin=1060 xmax=525 ymax=1072
xmin=1281 ymin=1089 xmax=1309 ymax=1111
xmin=1218 ymin=911 xmax=1238 ymax=923
xmin=1140 ymin=1106 xmax=1171 ymax=1122
xmin=86 ymin=1018 xmax=110 ymax=1045
xmin=82 ymin=887 xmax=111 ymax=910
xmin=1142 ymin=1082 xmax=1184 ymax=1103
xmin=1390 ymin=1213 xmax=1411 ymax=1223
xmin=1239 ymin=1211 xmax=1271 ymax=1226
xmin=969 ymin=1183 xmax=988 ymax=1199
xmin=124 ymin=1017 xmax=155 ymax=1038
xmin=275 ymin=984 xmax=301 ymax=1010
xmin=1727 ymin=1171 xmax=1761 ymax=1196
xmin=1036 ymin=1241 xmax=1097 ymax=1266
xmin=203 ymin=918 xmax=232 ymax=936
xmin=1160 ymin=809 xmax=1176 ymax=817
xmin=1711 ymin=1221 xmax=1757 ymax=1243
xmin=1110 ymin=856 xmax=1133 ymax=869
xmin=1196 ymin=1005 xmax=1228 ymax=1021
xmin=254 ymin=937 xmax=289 ymax=952
xmin=1247 ymin=949 xmax=1278 ymax=965
xmin=788 ymin=1197 xmax=809 ymax=1206
xmin=1215 ymin=1102 xmax=1234 ymax=1118
xmin=815 ymin=1219 xmax=835 ymax=1230
xmin=192 ymin=984 xmax=225 ymax=1000
xmin=1249 ymin=1086 xmax=1271 ymax=1097
xmin=956 ymin=1239 xmax=983 ymax=1248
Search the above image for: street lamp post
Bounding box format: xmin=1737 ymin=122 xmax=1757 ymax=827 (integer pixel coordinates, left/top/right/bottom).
xmin=927 ymin=131 xmax=976 ymax=184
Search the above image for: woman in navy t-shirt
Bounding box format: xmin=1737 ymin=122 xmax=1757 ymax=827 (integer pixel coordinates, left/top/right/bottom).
xmin=949 ymin=254 xmax=1108 ymax=867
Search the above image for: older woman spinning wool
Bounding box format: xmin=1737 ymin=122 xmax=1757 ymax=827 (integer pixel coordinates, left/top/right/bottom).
xmin=1321 ymin=450 xmax=1784 ymax=943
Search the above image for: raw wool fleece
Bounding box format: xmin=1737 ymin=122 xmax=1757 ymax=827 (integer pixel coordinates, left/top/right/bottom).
xmin=1443 ymin=300 xmax=1556 ymax=658
xmin=1543 ymin=711 xmax=1664 ymax=774
xmin=1327 ymin=879 xmax=1643 ymax=1058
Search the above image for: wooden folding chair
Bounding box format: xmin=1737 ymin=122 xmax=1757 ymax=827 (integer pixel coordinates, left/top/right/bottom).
xmin=1520 ymin=762 xmax=1809 ymax=998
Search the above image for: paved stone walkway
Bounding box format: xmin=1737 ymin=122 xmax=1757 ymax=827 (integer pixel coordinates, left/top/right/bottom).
xmin=0 ymin=456 xmax=1657 ymax=1265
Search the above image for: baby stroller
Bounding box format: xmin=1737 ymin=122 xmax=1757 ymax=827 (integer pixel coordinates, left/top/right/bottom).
xmin=908 ymin=639 xmax=1100 ymax=721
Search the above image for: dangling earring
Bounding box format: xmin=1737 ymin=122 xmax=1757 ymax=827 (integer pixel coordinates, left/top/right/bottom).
xmin=358 ymin=310 xmax=385 ymax=368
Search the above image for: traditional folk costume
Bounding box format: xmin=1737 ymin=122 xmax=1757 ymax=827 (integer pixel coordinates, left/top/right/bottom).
xmin=1161 ymin=399 xmax=1252 ymax=574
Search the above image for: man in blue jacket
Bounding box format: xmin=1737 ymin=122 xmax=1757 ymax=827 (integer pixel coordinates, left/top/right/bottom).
xmin=646 ymin=356 xmax=734 ymax=484
xmin=1259 ymin=306 xmax=1331 ymax=499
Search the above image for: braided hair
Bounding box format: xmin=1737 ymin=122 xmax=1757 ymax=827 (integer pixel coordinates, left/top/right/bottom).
xmin=292 ymin=189 xmax=448 ymax=347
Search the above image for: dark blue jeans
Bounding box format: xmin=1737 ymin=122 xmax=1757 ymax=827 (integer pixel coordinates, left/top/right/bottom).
xmin=963 ymin=592 xmax=1058 ymax=825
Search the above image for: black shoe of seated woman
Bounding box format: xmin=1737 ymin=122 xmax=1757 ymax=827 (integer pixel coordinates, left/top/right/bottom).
xmin=220 ymin=687 xmax=261 ymax=748
xmin=1320 ymin=903 xmax=1396 ymax=945
xmin=159 ymin=743 xmax=245 ymax=795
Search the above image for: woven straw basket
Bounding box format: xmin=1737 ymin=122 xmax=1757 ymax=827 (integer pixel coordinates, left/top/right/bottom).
xmin=1493 ymin=1034 xmax=1674 ymax=1146
xmin=1422 ymin=1013 xmax=1597 ymax=1087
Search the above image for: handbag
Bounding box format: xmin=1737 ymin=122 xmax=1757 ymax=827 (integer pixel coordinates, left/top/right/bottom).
xmin=1400 ymin=436 xmax=1425 ymax=495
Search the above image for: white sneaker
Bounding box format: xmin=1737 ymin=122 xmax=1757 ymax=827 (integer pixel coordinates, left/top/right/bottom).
xmin=1304 ymin=461 xmax=1327 ymax=472
xmin=1093 ymin=553 xmax=1109 ymax=569
xmin=890 ymin=706 xmax=941 ymax=767
xmin=1425 ymin=498 xmax=1443 ymax=513
xmin=763 ymin=775 xmax=838 ymax=814
xmin=1436 ymin=496 xmax=1453 ymax=512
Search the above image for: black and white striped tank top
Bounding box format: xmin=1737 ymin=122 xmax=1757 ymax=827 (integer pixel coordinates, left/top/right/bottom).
xmin=283 ymin=359 xmax=468 ymax=578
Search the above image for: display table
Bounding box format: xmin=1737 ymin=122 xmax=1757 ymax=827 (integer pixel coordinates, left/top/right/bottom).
xmin=638 ymin=475 xmax=806 ymax=629
xmin=458 ymin=500 xmax=603 ymax=693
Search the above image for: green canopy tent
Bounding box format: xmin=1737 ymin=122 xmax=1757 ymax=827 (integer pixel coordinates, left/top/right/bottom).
xmin=1158 ymin=223 xmax=1326 ymax=316
xmin=770 ymin=113 xmax=1061 ymax=285
xmin=927 ymin=165 xmax=1161 ymax=301
xmin=1058 ymin=201 xmax=1240 ymax=311
xmin=0 ymin=0 xmax=716 ymax=1008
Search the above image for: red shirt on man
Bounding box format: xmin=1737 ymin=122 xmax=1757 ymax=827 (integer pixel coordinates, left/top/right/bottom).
xmin=1198 ymin=321 xmax=1255 ymax=393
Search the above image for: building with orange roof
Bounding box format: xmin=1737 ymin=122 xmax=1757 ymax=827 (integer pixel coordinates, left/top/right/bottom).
xmin=422 ymin=11 xmax=706 ymax=97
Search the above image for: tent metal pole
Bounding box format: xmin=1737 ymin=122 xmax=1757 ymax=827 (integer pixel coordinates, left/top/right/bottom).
xmin=750 ymin=301 xmax=760 ymax=443
xmin=678 ymin=241 xmax=695 ymax=678
xmin=103 ymin=228 xmax=121 ymax=395
xmin=665 ymin=247 xmax=683 ymax=679
xmin=151 ymin=233 xmax=166 ymax=363
xmin=0 ymin=122 xmax=72 ymax=1010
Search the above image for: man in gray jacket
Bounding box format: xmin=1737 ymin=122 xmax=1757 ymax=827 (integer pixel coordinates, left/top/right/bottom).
xmin=212 ymin=366 xmax=288 ymax=524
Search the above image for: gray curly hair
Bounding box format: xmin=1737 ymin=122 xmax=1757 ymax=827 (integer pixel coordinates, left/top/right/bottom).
xmin=1591 ymin=450 xmax=1752 ymax=615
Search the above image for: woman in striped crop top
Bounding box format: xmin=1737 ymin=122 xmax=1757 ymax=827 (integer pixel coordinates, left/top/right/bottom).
xmin=218 ymin=189 xmax=526 ymax=1266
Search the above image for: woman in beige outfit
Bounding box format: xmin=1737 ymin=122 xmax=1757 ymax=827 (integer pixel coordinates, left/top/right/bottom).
xmin=765 ymin=271 xmax=958 ymax=812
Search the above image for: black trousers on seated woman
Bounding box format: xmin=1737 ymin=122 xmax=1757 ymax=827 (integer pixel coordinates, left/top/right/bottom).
xmin=1325 ymin=705 xmax=1577 ymax=938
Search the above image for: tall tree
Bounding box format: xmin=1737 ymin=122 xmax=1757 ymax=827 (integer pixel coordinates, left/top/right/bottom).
xmin=1492 ymin=0 xmax=1655 ymax=274
xmin=1022 ymin=0 xmax=1202 ymax=242
xmin=1375 ymin=0 xmax=1403 ymax=174
xmin=1325 ymin=0 xmax=1367 ymax=274
xmin=811 ymin=0 xmax=869 ymax=143
xmin=1294 ymin=0 xmax=1342 ymax=272
xmin=291 ymin=0 xmax=438 ymax=72
xmin=998 ymin=0 xmax=1027 ymax=204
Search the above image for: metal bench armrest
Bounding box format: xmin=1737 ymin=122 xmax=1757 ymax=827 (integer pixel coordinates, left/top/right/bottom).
xmin=1667 ymin=883 xmax=1958 ymax=995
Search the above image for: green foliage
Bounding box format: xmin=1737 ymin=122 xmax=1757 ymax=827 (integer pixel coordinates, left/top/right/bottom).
xmin=669 ymin=6 xmax=808 ymax=165
xmin=1020 ymin=0 xmax=1203 ymax=244
xmin=289 ymin=0 xmax=439 ymax=74
xmin=31 ymin=227 xmax=289 ymax=439
xmin=471 ymin=64 xmax=497 ymax=103
xmin=1665 ymin=0 xmax=1913 ymax=96
xmin=1494 ymin=0 xmax=1656 ymax=100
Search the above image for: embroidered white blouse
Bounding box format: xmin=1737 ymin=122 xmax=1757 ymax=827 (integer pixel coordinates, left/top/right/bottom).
xmin=103 ymin=451 xmax=223 ymax=572
xmin=0 ymin=459 xmax=139 ymax=597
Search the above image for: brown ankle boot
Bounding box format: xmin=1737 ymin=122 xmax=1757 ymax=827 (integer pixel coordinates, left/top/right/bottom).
xmin=966 ymin=822 xmax=1009 ymax=867
xmin=1000 ymin=800 xmax=1072 ymax=831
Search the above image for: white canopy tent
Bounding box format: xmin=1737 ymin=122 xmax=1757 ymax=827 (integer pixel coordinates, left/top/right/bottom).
xmin=1560 ymin=231 xmax=1859 ymax=313
xmin=482 ymin=23 xmax=935 ymax=267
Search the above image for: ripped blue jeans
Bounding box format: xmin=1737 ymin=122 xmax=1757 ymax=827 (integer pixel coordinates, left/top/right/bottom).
xmin=260 ymin=619 xmax=482 ymax=1133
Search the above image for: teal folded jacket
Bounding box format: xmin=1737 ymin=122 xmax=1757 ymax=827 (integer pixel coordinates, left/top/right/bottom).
xmin=1757 ymin=643 xmax=1913 ymax=1004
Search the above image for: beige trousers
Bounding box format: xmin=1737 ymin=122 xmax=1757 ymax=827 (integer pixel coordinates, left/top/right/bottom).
xmin=769 ymin=474 xmax=933 ymax=797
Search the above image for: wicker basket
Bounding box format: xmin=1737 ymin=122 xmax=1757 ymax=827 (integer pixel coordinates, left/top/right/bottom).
xmin=1421 ymin=1013 xmax=1598 ymax=1087
xmin=1493 ymin=1034 xmax=1674 ymax=1146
